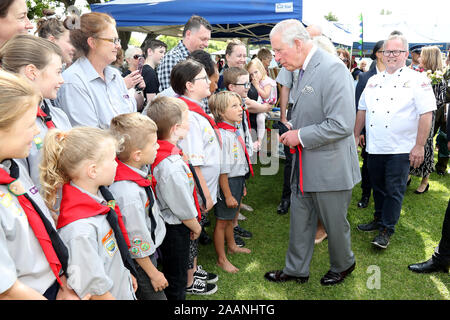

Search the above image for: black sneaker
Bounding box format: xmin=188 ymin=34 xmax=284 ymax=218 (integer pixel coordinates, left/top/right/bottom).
xmin=357 ymin=218 xmax=380 ymax=232
xmin=194 ymin=265 xmax=218 ymax=284
xmin=186 ymin=278 xmax=218 ymax=295
xmin=234 ymin=234 xmax=245 ymax=247
xmin=234 ymin=225 xmax=252 ymax=239
xmin=371 ymin=229 xmax=391 ymax=249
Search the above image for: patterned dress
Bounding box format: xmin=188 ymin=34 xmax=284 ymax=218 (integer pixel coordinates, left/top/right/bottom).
xmin=410 ymin=79 xmax=446 ymax=177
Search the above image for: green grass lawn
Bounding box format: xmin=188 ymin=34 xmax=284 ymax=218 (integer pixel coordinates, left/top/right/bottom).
xmin=189 ymin=154 xmax=450 ymax=300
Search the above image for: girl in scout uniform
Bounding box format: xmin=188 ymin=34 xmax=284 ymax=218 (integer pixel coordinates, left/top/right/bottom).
xmin=171 ymin=60 xmax=221 ymax=294
xmin=0 ymin=71 xmax=79 ymax=300
xmin=148 ymin=97 xmax=217 ymax=299
xmin=40 ymin=127 xmax=137 ymax=300
xmin=0 ymin=34 xmax=72 ymax=190
xmin=109 ymin=113 xmax=168 ymax=300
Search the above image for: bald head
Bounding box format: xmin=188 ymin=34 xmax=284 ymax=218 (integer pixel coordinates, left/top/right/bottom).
xmin=306 ymin=25 xmax=323 ymax=38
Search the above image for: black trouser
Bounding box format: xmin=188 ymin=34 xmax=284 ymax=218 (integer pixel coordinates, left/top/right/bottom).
xmin=433 ymin=199 xmax=450 ymax=265
xmin=160 ymin=223 xmax=190 ymax=300
xmin=360 ymin=144 xmax=372 ymax=198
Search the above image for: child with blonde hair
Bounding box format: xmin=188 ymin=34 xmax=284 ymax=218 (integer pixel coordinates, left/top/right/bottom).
xmin=0 ymin=71 xmax=80 ymax=300
xmin=40 ymin=127 xmax=137 ymax=300
xmin=209 ymin=91 xmax=252 ymax=273
xmin=246 ymin=57 xmax=277 ymax=151
xmin=109 ymin=112 xmax=168 ymax=300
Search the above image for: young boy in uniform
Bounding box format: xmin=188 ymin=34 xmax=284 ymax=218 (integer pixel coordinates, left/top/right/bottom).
xmin=147 ymin=96 xmax=217 ymax=299
xmin=209 ymin=91 xmax=253 ymax=273
xmin=109 ymin=112 xmax=168 ymax=300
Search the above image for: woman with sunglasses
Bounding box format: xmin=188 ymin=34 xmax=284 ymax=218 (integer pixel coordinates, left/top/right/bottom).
xmin=56 ymin=12 xmax=137 ymax=129
xmin=337 ymin=48 xmax=351 ymax=70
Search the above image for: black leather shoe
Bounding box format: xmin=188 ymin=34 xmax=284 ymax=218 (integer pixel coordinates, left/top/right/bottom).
xmin=357 ymin=196 xmax=369 ymax=208
xmin=408 ymin=258 xmax=449 ymax=273
xmin=357 ymin=218 xmax=380 ymax=232
xmin=414 ymin=183 xmax=429 ymax=194
xmin=277 ymin=200 xmax=290 ymax=215
xmin=264 ymin=270 xmax=308 ymax=283
xmin=320 ymin=262 xmax=356 ymax=286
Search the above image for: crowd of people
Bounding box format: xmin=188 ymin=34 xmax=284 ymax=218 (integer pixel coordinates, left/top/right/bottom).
xmin=0 ymin=0 xmax=448 ymax=300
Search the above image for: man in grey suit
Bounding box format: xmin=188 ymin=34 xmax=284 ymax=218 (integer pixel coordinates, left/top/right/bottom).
xmin=264 ymin=19 xmax=361 ymax=286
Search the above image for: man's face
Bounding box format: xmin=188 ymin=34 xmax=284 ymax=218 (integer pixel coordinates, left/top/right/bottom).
xmin=185 ymin=25 xmax=211 ymax=52
xmin=382 ymin=39 xmax=409 ymax=74
xmin=271 ymin=32 xmax=302 ymax=71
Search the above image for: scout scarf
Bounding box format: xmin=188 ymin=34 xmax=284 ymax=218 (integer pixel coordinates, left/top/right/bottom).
xmin=57 ymin=183 xmax=137 ymax=277
xmin=178 ymin=96 xmax=223 ymax=147
xmin=114 ymin=159 xmax=157 ymax=244
xmin=151 ymin=140 xmax=204 ymax=221
xmin=37 ymin=100 xmax=56 ymax=129
xmin=216 ymin=122 xmax=254 ymax=178
xmin=0 ymin=160 xmax=68 ymax=285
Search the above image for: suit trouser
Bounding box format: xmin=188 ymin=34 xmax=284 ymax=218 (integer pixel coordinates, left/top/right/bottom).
xmin=433 ymin=199 xmax=450 ymax=265
xmin=280 ymin=107 xmax=293 ymax=202
xmin=283 ymin=188 xmax=355 ymax=277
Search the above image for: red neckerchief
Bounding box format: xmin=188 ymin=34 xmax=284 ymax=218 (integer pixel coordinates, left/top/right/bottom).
xmin=290 ymin=146 xmax=304 ymax=194
xmin=178 ymin=96 xmax=223 ymax=147
xmin=217 ymin=122 xmax=254 ymax=177
xmin=57 ymin=183 xmax=131 ymax=247
xmin=0 ymin=167 xmax=63 ymax=285
xmin=114 ymin=158 xmax=152 ymax=188
xmin=114 ymin=158 xmax=157 ymax=244
xmin=37 ymin=107 xmax=56 ymax=129
xmin=151 ymin=140 xmax=202 ymax=221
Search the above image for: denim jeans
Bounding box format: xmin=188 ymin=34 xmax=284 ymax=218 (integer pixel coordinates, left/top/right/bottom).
xmin=368 ymin=153 xmax=410 ymax=234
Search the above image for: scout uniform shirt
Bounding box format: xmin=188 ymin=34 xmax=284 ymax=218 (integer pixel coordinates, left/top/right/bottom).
xmin=109 ymin=162 xmax=166 ymax=258
xmin=151 ymin=141 xmax=199 ymax=225
xmin=57 ymin=182 xmax=135 ymax=300
xmin=56 ymin=56 xmax=137 ymax=129
xmin=0 ymin=160 xmax=56 ymax=295
xmin=178 ymin=96 xmax=221 ymax=205
xmin=16 ymin=99 xmax=72 ymax=190
xmin=359 ymin=66 xmax=437 ymax=154
xmin=218 ymin=122 xmax=251 ymax=178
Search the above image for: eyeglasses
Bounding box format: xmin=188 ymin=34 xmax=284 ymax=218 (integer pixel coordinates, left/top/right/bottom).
xmin=95 ymin=37 xmax=121 ymax=46
xmin=133 ymin=54 xmax=144 ymax=60
xmin=381 ymin=50 xmax=407 ymax=57
xmin=233 ymin=82 xmax=251 ymax=89
xmin=193 ymin=75 xmax=210 ymax=83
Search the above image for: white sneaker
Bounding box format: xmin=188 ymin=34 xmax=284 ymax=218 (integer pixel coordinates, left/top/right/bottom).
xmin=186 ymin=278 xmax=218 ymax=295
xmin=238 ymin=212 xmax=247 ymax=221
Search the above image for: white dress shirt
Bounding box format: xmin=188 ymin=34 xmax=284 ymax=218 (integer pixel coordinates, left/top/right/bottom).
xmin=358 ymin=67 xmax=436 ymax=154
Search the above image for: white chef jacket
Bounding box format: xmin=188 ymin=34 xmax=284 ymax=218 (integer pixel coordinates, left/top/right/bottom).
xmin=358 ymin=67 xmax=436 ymax=154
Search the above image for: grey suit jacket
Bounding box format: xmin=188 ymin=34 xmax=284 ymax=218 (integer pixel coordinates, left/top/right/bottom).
xmin=290 ymin=47 xmax=361 ymax=192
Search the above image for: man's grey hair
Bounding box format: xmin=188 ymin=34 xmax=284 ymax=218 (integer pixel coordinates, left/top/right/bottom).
xmin=270 ymin=19 xmax=311 ymax=47
xmin=383 ymin=34 xmax=409 ymax=51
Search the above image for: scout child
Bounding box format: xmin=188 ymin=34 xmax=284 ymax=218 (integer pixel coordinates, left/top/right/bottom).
xmin=0 ymin=34 xmax=72 ymax=189
xmin=148 ymin=96 xmax=217 ymax=299
xmin=209 ymin=91 xmax=253 ymax=273
xmin=0 ymin=71 xmax=77 ymax=300
xmin=109 ymin=112 xmax=168 ymax=300
xmin=40 ymin=126 xmax=138 ymax=300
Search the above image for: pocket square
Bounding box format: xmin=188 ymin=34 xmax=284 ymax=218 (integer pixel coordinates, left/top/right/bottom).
xmin=301 ymin=86 xmax=314 ymax=95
